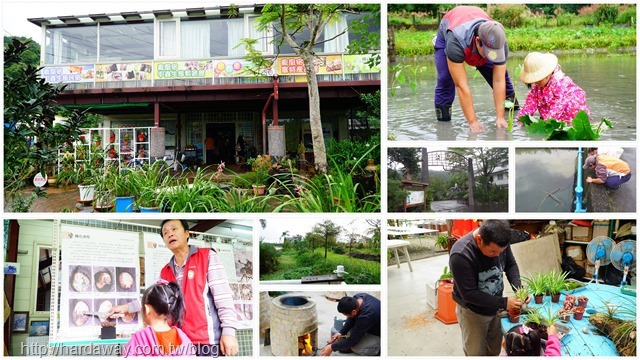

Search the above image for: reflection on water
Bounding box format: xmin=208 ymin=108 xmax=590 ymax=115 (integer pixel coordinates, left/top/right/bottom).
xmin=388 ymin=53 xmax=636 ymax=141
xmin=516 ymin=148 xmax=577 ymax=212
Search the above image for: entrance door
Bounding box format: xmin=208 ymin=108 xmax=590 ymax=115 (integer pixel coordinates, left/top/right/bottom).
xmin=205 ymin=123 xmax=235 ymax=165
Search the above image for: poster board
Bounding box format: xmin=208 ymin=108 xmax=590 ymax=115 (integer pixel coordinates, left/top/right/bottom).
xmin=58 ymin=225 xmax=141 ymax=341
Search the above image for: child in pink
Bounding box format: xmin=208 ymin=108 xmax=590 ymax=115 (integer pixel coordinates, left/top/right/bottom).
xmin=503 ymin=323 xmax=561 ymax=356
xmin=124 ymin=280 xmax=195 ymax=356
xmin=518 ymin=52 xmax=590 ymax=123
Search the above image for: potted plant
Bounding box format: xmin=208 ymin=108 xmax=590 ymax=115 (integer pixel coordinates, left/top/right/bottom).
xmin=123 ymin=132 xmax=130 ymax=146
xmin=94 ymin=133 xmax=102 ymax=146
xmin=110 ymin=170 xmax=136 ymax=212
xmin=130 ymin=162 xmax=171 ymax=212
xmin=509 ymin=287 xmax=529 ymax=323
xmin=546 ymin=270 xmax=568 ymax=303
xmin=576 ymin=295 xmax=589 ymax=308
xmin=108 ymin=146 xmax=118 ymax=159
xmin=109 ymin=131 xmax=116 ymax=143
xmin=524 ymin=273 xmax=547 ymax=304
xmin=92 ymin=167 xmax=114 ymax=212
xmin=573 ymin=306 xmax=586 ymax=320
xmin=137 ymin=130 xmax=147 ymax=142
xmin=248 ymin=155 xmax=272 ymax=195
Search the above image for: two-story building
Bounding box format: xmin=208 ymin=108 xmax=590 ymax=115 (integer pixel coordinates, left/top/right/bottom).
xmin=28 ymin=4 xmax=380 ymax=165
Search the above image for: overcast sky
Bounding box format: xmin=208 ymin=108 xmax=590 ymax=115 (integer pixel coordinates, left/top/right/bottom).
xmin=258 ymin=218 xmax=377 ymax=244
xmin=2 ymin=1 xmax=220 ymax=42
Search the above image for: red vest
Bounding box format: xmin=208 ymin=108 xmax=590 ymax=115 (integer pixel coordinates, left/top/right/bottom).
xmin=161 ymin=248 xmax=214 ymax=344
xmin=444 ymin=6 xmax=493 ymax=66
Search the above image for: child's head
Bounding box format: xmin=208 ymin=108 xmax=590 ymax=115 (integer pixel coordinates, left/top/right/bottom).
xmin=520 ymin=52 xmax=558 ymax=88
xmin=142 ymin=279 xmax=184 ymax=327
xmin=504 ymin=324 xmax=541 ymax=356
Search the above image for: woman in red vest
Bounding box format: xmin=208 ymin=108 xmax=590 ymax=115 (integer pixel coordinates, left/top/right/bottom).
xmin=434 ymin=6 xmax=517 ymax=132
xmin=109 ymin=220 xmax=239 ymax=356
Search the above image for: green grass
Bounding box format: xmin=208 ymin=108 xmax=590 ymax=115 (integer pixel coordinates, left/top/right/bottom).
xmin=260 ymin=248 xmax=381 ymax=284
xmin=393 ymin=26 xmax=636 ymax=57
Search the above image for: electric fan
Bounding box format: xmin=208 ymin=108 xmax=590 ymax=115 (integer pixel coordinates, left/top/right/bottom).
xmin=585 ymin=236 xmax=614 ymax=283
xmin=611 ymin=240 xmax=636 ymax=286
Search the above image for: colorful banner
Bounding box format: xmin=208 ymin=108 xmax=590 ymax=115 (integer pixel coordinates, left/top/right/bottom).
xmin=213 ymin=59 xmax=274 ymax=78
xmin=155 ymin=60 xmax=214 ymax=79
xmin=278 ymin=55 xmax=343 ymax=75
xmin=343 ymin=54 xmax=380 ymax=74
xmin=95 ymin=62 xmax=152 ymax=82
xmin=41 ymin=65 xmax=95 ymax=83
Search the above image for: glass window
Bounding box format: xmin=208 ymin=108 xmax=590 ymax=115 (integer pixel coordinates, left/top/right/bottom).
xmin=159 ymin=20 xmax=177 ymax=57
xmin=45 ymin=27 xmax=97 ymax=64
xmin=346 ymin=13 xmax=380 ymax=51
xmin=273 ymin=24 xmax=322 ymax=55
xmin=99 ymin=23 xmax=154 ymax=62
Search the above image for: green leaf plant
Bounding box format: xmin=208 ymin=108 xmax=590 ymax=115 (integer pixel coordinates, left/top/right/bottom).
xmin=519 ymin=110 xmax=612 ymax=140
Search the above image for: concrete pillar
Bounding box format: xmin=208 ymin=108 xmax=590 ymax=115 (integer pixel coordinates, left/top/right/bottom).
xmin=268 ymin=125 xmax=285 ymax=157
xmin=150 ymin=128 xmax=166 ymax=161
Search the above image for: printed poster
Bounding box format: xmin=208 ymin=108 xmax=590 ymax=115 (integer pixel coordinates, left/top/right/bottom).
xmin=59 ymin=225 xmax=141 ymax=340
xmin=154 ymin=60 xmax=214 ymax=79
xmin=95 ymin=62 xmax=152 ymax=82
xmin=41 ymin=65 xmax=95 ymax=83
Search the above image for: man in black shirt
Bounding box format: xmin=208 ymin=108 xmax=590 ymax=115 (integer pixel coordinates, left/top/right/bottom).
xmin=320 ymin=293 xmax=381 ymax=356
xmin=449 ymin=220 xmax=526 ymax=356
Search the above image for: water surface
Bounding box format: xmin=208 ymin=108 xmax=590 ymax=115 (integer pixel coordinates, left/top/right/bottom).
xmin=388 ymin=53 xmax=636 ymax=141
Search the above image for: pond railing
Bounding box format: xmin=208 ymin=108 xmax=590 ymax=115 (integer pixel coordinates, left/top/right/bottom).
xmin=574 ymin=147 xmax=587 ymax=213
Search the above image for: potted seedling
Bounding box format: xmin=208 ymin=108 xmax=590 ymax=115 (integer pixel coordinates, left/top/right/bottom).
xmin=509 ymin=287 xmax=529 ymax=323
xmin=111 ymin=170 xmax=136 ymax=212
xmin=573 ymin=306 xmax=586 ymax=320
xmin=547 ymin=270 xmax=568 ymax=303
xmin=577 ymin=295 xmax=589 ymax=308
xmin=521 ymin=307 xmax=548 ymax=341
xmin=94 ymin=133 xmax=102 ymax=146
xmin=559 ymin=298 xmax=575 ymax=322
xmin=123 ymin=132 xmax=130 ymax=146
xmin=131 ymin=162 xmax=171 ymax=212
xmin=524 ymin=273 xmax=547 ymax=304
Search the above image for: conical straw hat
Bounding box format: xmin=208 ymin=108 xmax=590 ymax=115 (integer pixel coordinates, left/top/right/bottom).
xmin=519 ymin=52 xmax=558 ymax=84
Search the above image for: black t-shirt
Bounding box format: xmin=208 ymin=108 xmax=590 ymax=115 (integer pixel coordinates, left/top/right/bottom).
xmin=444 ymin=31 xmax=508 ymax=66
xmin=331 ymin=293 xmax=381 ymax=351
xmin=449 ymin=230 xmax=521 ymax=315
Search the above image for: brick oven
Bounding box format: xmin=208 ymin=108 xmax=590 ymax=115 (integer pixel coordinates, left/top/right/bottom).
xmin=270 ymin=295 xmax=318 ymax=356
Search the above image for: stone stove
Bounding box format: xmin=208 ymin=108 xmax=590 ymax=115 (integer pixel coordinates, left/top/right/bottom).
xmin=270 ymin=295 xmax=318 ymax=356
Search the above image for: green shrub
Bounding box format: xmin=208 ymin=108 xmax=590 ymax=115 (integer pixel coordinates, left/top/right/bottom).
xmin=231 ymin=172 xmax=257 ymax=188
xmin=295 ymin=251 xmax=324 ymax=267
xmin=326 ymin=138 xmax=380 ymax=174
xmin=387 ymin=179 xmax=408 ymax=212
xmin=594 ymin=4 xmax=619 ymax=24
xmin=489 ymin=4 xmax=528 ymax=28
xmin=259 ymin=242 xmax=279 ymax=274
xmin=616 ymin=6 xmax=636 ymax=25
xmin=282 ymin=267 xmax=314 ymax=279
xmin=333 ymin=244 xmax=346 ymax=254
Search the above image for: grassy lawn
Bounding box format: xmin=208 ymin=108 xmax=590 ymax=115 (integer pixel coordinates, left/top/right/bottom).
xmin=261 ymin=248 xmax=381 ymax=284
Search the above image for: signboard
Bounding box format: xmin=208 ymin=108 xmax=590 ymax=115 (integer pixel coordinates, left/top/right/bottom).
xmin=213 ymin=59 xmax=275 ymax=78
xmin=41 ymin=65 xmax=95 ymax=83
xmin=95 ymin=63 xmax=152 ymax=82
xmin=59 ymin=225 xmax=141 ymax=340
xmin=4 ymin=262 xmax=20 ymax=275
xmin=33 ymin=172 xmax=47 ymax=187
xmin=154 ymin=60 xmax=213 ymax=79
xmin=343 ymin=54 xmax=380 ymax=74
xmin=278 ymin=55 xmax=343 ymax=75
xmin=406 ymin=191 xmax=424 ymax=206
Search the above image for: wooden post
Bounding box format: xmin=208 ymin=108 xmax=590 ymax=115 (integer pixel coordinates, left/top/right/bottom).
xmin=388 ymin=26 xmax=396 ymax=63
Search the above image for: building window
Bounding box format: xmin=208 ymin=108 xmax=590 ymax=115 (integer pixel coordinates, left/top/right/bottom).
xmin=46 ymin=27 xmax=97 ymax=64
xmin=346 ymin=13 xmax=380 ymax=51
xmin=99 ymin=23 xmax=154 ymax=62
xmin=159 ymin=20 xmax=178 ymax=58
xmin=497 ymin=174 xmax=504 ymax=181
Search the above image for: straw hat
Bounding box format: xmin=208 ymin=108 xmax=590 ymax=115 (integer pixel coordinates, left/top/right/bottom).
xmin=519 ymin=52 xmax=558 ymax=84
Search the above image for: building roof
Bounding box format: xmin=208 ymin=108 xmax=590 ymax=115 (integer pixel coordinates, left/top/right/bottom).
xmin=28 ymin=4 xmax=263 ymax=28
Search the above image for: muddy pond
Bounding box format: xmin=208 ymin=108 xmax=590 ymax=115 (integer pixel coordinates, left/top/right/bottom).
xmin=388 ymin=53 xmax=636 ymax=141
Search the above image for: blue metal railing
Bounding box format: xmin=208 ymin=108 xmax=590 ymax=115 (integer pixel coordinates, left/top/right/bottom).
xmin=574 ymin=147 xmax=587 ymax=212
